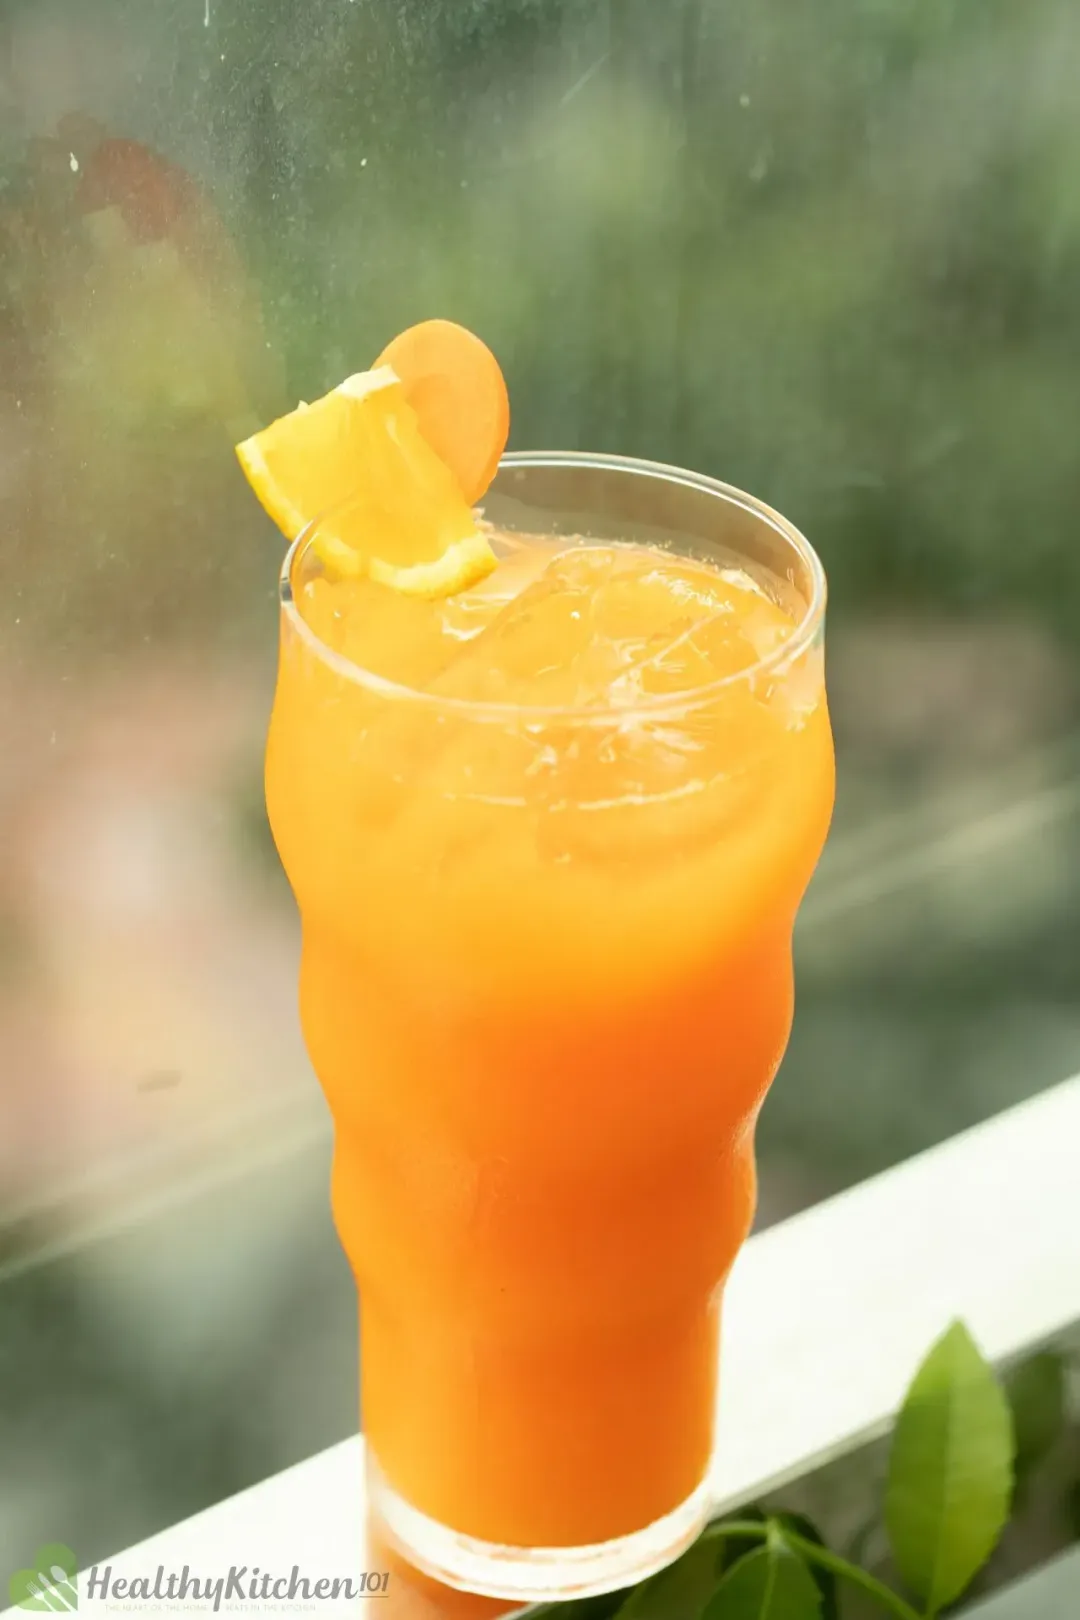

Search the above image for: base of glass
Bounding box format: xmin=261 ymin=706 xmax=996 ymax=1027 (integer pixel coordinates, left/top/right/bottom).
xmin=367 ymin=1455 xmax=712 ymax=1603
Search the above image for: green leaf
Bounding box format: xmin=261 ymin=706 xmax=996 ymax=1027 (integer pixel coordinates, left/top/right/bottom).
xmin=1006 ymin=1352 xmax=1067 ymax=1480
xmin=885 ymin=1321 xmax=1014 ymax=1615
xmin=773 ymin=1515 xmax=838 ymax=1620
xmin=702 ymin=1543 xmax=821 ymax=1620
xmin=614 ymin=1534 xmax=722 ymax=1618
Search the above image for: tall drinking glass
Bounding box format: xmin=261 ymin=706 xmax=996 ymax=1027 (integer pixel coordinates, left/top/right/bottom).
xmin=266 ymin=455 xmax=833 ymax=1601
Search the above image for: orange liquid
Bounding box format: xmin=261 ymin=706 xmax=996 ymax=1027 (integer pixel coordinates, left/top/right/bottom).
xmin=266 ymin=535 xmax=834 ymax=1548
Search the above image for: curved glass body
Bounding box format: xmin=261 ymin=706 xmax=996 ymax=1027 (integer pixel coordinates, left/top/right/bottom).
xmin=265 ymin=454 xmax=834 ymax=1599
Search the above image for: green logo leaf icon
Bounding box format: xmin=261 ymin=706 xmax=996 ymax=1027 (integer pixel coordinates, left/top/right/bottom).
xmin=9 ymin=1544 xmax=78 ymax=1611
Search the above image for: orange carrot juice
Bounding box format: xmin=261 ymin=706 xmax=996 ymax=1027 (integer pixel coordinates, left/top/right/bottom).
xmin=265 ymin=455 xmax=833 ymax=1599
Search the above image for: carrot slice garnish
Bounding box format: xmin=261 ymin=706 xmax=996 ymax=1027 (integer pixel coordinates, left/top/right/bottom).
xmin=375 ymin=319 xmax=510 ymax=504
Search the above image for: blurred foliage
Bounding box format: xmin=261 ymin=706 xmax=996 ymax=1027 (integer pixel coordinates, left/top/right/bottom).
xmin=4 ymin=0 xmax=1080 ymax=650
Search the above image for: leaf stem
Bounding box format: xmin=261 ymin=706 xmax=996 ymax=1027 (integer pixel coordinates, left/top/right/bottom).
xmin=782 ymin=1528 xmax=923 ymax=1620
xmin=699 ymin=1519 xmax=772 ymax=1545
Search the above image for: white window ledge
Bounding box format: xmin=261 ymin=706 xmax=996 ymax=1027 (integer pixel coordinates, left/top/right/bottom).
xmin=6 ymin=1074 xmax=1079 ymax=1615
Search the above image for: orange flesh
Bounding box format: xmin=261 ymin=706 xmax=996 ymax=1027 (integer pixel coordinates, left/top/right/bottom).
xmin=267 ymin=536 xmax=834 ymax=1547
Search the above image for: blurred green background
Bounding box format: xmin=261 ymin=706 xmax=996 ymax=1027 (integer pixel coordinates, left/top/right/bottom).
xmin=2 ymin=0 xmax=1079 ymax=1574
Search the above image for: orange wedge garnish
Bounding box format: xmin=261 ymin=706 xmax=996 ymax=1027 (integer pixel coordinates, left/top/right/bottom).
xmin=235 ymin=365 xmax=497 ymax=597
xmin=375 ymin=319 xmax=510 ymax=504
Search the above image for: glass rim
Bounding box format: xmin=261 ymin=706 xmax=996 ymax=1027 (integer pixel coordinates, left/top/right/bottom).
xmin=278 ymin=450 xmax=827 ymax=725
